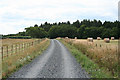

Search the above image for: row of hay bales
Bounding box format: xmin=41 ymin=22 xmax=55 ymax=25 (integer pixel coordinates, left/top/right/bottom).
xmin=97 ymin=37 xmax=115 ymax=40
xmin=97 ymin=37 xmax=115 ymax=43
xmin=87 ymin=37 xmax=115 ymax=43
xmin=59 ymin=36 xmax=115 ymax=43
xmin=87 ymin=38 xmax=93 ymax=42
xmin=82 ymin=37 xmax=115 ymax=43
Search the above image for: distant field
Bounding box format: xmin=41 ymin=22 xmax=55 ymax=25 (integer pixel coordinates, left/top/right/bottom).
xmin=74 ymin=39 xmax=118 ymax=50
xmin=1 ymin=39 xmax=37 ymax=46
xmin=75 ymin=39 xmax=118 ymax=44
xmin=93 ymin=39 xmax=118 ymax=45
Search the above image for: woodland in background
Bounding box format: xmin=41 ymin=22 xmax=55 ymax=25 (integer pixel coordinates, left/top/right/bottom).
xmin=3 ymin=19 xmax=120 ymax=39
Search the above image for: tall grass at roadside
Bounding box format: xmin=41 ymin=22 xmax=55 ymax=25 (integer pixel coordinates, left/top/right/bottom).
xmin=59 ymin=38 xmax=118 ymax=78
xmin=2 ymin=38 xmax=50 ymax=78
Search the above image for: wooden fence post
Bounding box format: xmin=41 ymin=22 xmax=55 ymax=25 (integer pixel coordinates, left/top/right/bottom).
xmin=27 ymin=43 xmax=28 ymax=48
xmin=25 ymin=43 xmax=26 ymax=48
xmin=28 ymin=43 xmax=29 ymax=48
xmin=24 ymin=43 xmax=25 ymax=49
xmin=32 ymin=42 xmax=33 ymax=46
xmin=1 ymin=47 xmax=3 ymax=60
xmin=27 ymin=43 xmax=29 ymax=48
xmin=29 ymin=43 xmax=30 ymax=47
xmin=26 ymin=43 xmax=27 ymax=48
xmin=7 ymin=46 xmax=8 ymax=57
xmin=19 ymin=44 xmax=20 ymax=52
xmin=22 ymin=43 xmax=23 ymax=51
xmin=11 ymin=45 xmax=13 ymax=55
xmin=16 ymin=44 xmax=17 ymax=54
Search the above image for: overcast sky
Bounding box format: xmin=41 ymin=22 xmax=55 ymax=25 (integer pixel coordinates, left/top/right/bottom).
xmin=0 ymin=0 xmax=119 ymax=35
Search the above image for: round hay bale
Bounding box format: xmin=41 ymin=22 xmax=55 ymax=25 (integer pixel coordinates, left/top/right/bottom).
xmin=104 ymin=38 xmax=110 ymax=43
xmin=111 ymin=37 xmax=115 ymax=40
xmin=87 ymin=38 xmax=93 ymax=42
xmin=65 ymin=37 xmax=68 ymax=39
xmin=56 ymin=37 xmax=61 ymax=39
xmin=97 ymin=37 xmax=101 ymax=40
xmin=75 ymin=37 xmax=77 ymax=39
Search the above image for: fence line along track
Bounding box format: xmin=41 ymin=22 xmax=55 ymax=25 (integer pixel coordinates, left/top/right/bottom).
xmin=0 ymin=39 xmax=42 ymax=60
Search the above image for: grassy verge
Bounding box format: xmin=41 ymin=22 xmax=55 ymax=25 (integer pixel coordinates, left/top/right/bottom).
xmin=58 ymin=38 xmax=113 ymax=78
xmin=2 ymin=38 xmax=50 ymax=78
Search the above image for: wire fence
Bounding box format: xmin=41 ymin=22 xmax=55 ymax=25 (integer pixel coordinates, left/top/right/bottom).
xmin=0 ymin=39 xmax=42 ymax=60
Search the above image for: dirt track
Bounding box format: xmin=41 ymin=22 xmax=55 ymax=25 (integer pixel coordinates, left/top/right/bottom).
xmin=10 ymin=39 xmax=89 ymax=78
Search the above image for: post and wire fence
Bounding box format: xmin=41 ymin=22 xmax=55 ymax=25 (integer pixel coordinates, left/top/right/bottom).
xmin=0 ymin=39 xmax=42 ymax=61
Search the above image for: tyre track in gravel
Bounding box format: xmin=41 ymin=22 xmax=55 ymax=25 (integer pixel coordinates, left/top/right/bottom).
xmin=9 ymin=39 xmax=89 ymax=78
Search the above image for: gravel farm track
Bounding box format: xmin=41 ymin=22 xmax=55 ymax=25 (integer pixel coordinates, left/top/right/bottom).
xmin=9 ymin=39 xmax=89 ymax=78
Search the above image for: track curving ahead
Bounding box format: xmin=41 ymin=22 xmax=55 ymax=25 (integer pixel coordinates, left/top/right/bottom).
xmin=10 ymin=39 xmax=89 ymax=78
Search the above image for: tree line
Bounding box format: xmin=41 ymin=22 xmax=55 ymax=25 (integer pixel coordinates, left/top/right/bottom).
xmin=13 ymin=19 xmax=120 ymax=39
